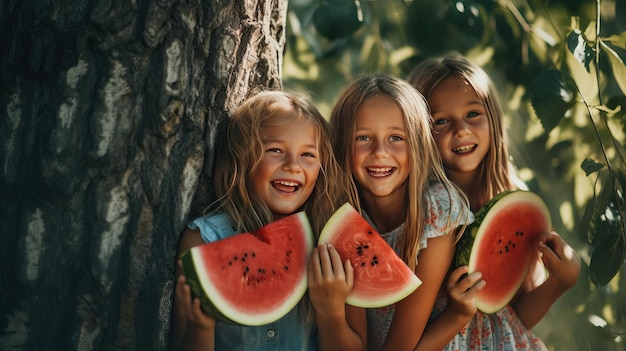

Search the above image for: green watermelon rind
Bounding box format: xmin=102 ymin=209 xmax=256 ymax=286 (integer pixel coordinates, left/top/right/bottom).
xmin=454 ymin=190 xmax=516 ymax=268
xmin=456 ymin=190 xmax=551 ymax=314
xmin=181 ymin=251 xmax=232 ymax=323
xmin=319 ymin=203 xmax=422 ymax=308
xmin=181 ymin=211 xmax=314 ymax=326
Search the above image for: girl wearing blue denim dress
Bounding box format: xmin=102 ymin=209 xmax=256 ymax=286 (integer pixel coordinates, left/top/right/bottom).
xmin=408 ymin=54 xmax=580 ymax=351
xmin=329 ymin=74 xmax=473 ymax=351
xmin=170 ymin=91 xmax=366 ymax=351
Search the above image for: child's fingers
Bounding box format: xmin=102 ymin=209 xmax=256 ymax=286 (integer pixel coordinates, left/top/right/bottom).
xmin=178 ymin=281 xmax=194 ymax=318
xmin=452 ymin=271 xmax=483 ymax=293
xmin=308 ymin=246 xmax=323 ymax=280
xmin=318 ymin=243 xmax=334 ymax=276
xmin=343 ymin=258 xmax=354 ymax=288
xmin=463 ymin=279 xmax=486 ymax=298
xmin=326 ymin=244 xmax=346 ymax=278
xmin=543 ymin=231 xmax=566 ymax=253
xmin=539 ymin=241 xmax=560 ymax=267
xmin=448 ymin=265 xmax=469 ymax=286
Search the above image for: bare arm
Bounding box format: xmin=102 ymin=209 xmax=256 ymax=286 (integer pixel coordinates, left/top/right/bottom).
xmin=415 ymin=266 xmax=485 ymax=351
xmin=380 ymin=233 xmax=456 ymax=351
xmin=170 ymin=228 xmax=216 ymax=351
xmin=513 ymin=231 xmax=580 ymax=329
xmin=309 ymin=243 xmax=367 ymax=351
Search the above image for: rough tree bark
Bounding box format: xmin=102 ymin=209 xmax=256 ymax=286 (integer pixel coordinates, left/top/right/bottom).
xmin=0 ymin=0 xmax=287 ymax=349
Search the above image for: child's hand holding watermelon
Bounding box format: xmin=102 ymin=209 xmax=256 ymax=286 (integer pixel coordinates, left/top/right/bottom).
xmin=510 ymin=230 xmax=581 ymax=328
xmin=538 ymin=231 xmax=581 ymax=290
xmin=174 ymin=273 xmax=216 ymax=330
xmin=445 ymin=265 xmax=486 ymax=318
xmin=307 ymin=243 xmax=355 ymax=321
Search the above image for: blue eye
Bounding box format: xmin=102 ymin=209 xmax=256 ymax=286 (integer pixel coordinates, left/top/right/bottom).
xmin=355 ymin=135 xmax=370 ymax=141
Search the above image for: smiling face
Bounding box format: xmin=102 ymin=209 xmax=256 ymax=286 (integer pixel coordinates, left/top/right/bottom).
xmin=251 ymin=113 xmax=321 ymax=218
xmin=429 ymin=76 xmax=491 ymax=183
xmin=351 ymin=95 xmax=409 ymax=202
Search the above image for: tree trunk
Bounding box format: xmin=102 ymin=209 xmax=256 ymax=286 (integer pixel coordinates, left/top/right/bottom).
xmin=0 ymin=0 xmax=286 ymax=349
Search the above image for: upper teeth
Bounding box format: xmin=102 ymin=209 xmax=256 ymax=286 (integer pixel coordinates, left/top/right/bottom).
xmin=453 ymin=145 xmax=474 ymax=152
xmin=368 ymin=167 xmax=392 ymax=172
xmin=274 ymin=180 xmax=299 ymax=186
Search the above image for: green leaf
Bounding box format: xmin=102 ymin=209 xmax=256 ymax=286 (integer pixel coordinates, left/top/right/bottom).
xmin=589 ymin=174 xmax=626 ymax=286
xmin=581 ymin=158 xmax=606 ymax=176
xmin=586 ymin=174 xmax=616 ymax=246
xmin=530 ymin=69 xmax=578 ymax=133
xmin=567 ymin=28 xmax=594 ymax=72
xmin=581 ymin=193 xmax=597 ymax=244
xmin=600 ymin=41 xmax=626 ymax=96
xmin=589 ymin=230 xmax=625 ymax=286
xmin=591 ymin=325 xmax=625 ymax=341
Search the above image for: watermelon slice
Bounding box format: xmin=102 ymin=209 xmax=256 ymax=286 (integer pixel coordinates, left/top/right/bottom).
xmin=318 ymin=203 xmax=422 ymax=308
xmin=181 ymin=211 xmax=314 ymax=326
xmin=455 ymin=190 xmax=551 ymax=314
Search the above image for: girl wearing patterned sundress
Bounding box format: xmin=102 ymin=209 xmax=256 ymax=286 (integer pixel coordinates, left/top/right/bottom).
xmin=408 ymin=54 xmax=581 ymax=351
xmin=329 ymin=74 xmax=474 ymax=351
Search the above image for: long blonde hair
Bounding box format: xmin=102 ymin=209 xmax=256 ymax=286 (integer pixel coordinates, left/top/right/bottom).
xmin=330 ymin=74 xmax=468 ymax=270
xmin=210 ymin=90 xmax=353 ymax=332
xmin=407 ymin=54 xmax=515 ymax=210
xmin=211 ymin=90 xmax=351 ymax=235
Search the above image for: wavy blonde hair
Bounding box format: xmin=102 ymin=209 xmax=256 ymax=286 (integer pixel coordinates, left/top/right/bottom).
xmin=211 ymin=90 xmax=352 ymax=235
xmin=330 ymin=74 xmax=468 ymax=271
xmin=209 ymin=90 xmax=354 ymax=333
xmin=407 ymin=54 xmax=515 ymax=210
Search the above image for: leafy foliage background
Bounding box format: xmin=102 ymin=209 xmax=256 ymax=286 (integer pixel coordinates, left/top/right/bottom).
xmin=283 ymin=0 xmax=626 ymax=349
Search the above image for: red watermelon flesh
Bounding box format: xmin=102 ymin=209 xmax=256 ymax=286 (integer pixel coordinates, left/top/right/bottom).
xmin=181 ymin=211 xmax=314 ymax=326
xmin=456 ymin=190 xmax=551 ymax=314
xmin=318 ymin=203 xmax=422 ymax=308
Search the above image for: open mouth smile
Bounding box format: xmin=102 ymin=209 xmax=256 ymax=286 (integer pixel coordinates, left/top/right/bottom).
xmin=272 ymin=180 xmax=302 ymax=193
xmin=452 ymin=144 xmax=477 ymax=154
xmin=367 ymin=167 xmax=394 ymax=177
